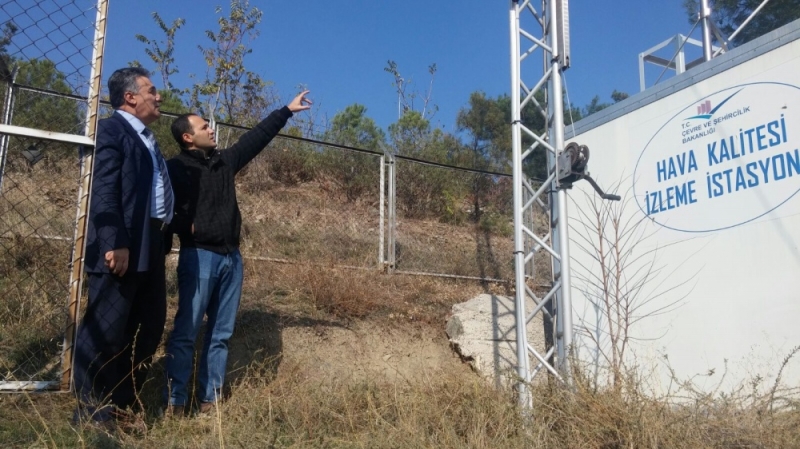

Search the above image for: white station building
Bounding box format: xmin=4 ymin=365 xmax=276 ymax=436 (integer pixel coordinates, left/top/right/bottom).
xmin=566 ymin=19 xmax=800 ymax=393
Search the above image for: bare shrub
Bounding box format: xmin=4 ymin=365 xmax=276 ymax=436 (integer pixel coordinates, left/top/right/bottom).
xmin=570 ymin=181 xmax=693 ymax=389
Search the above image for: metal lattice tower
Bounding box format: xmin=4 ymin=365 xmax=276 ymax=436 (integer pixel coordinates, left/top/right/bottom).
xmin=509 ymin=0 xmax=573 ymax=407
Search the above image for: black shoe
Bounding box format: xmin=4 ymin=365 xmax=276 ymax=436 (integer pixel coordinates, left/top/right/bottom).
xmin=71 ymin=406 xmax=116 ymax=434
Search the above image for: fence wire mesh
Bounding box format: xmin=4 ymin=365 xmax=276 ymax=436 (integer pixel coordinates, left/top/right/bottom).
xmin=234 ymin=130 xmax=383 ymax=270
xmin=1 ymin=0 xmax=98 ymax=100
xmin=393 ymin=159 xmax=515 ymax=281
xmin=1 ymin=0 xmax=100 ymax=389
xmin=0 ymin=135 xmax=79 ymax=386
xmin=1 ymin=88 xmax=545 ymax=388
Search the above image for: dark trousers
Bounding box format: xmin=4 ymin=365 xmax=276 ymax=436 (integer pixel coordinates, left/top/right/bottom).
xmin=73 ymin=227 xmax=167 ymax=413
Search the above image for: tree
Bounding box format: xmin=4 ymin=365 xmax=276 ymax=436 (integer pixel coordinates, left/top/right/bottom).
xmin=455 ymin=92 xmax=510 ymax=221
xmin=455 ymin=87 xmax=614 ymax=186
xmin=0 ymin=21 xmax=81 ymax=166
xmin=0 ymin=21 xmax=18 ymax=82
xmin=192 ymin=0 xmax=277 ymax=126
xmin=580 ymin=90 xmax=629 ymax=118
xmin=321 ymin=104 xmax=385 ymax=201
xmin=456 ymin=92 xmax=508 ymax=172
xmin=0 ymin=58 xmax=82 ymax=168
xmin=388 ymin=111 xmax=468 ymax=220
xmin=384 ymin=60 xmax=438 ymax=121
xmin=149 ymin=88 xmax=190 ymax=158
xmin=132 ymin=12 xmax=185 ymax=93
xmin=611 ymin=89 xmax=629 ymax=103
xmin=14 ymin=59 xmax=80 ymax=134
xmin=388 ymin=110 xmax=435 ymax=159
xmin=571 ymin=183 xmax=691 ymax=389
xmin=453 ymin=90 xmax=558 ymax=181
xmin=129 ymin=13 xmax=191 ymax=156
xmin=496 ymin=92 xmax=549 ymax=180
xmin=683 ymin=0 xmax=800 ymax=47
xmin=582 ymin=95 xmax=611 ymax=117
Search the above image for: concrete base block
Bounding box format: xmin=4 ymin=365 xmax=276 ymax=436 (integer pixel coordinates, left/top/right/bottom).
xmin=446 ymin=294 xmax=546 ymax=388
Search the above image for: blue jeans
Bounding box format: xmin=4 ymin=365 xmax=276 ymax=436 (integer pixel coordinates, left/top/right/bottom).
xmin=164 ymin=247 xmax=243 ymax=406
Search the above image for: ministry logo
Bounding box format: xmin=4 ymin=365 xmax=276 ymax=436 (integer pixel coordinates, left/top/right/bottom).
xmin=685 ymin=89 xmax=742 ymax=120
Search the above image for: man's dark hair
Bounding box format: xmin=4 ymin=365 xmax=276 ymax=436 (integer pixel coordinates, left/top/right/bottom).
xmin=108 ymin=67 xmax=151 ymax=109
xmin=171 ymin=113 xmax=199 ymax=149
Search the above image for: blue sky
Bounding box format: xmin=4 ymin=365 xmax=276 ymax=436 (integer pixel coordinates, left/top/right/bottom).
xmin=102 ymin=1 xmax=701 ymax=133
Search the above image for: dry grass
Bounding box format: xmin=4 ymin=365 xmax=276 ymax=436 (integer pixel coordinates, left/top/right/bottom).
xmin=3 ymin=359 xmax=800 ymax=448
xmin=528 ymin=367 xmax=800 ymax=449
xmin=3 ymin=268 xmax=800 ymax=448
xmin=239 ymin=261 xmax=495 ymax=325
xmin=236 ymin=170 xmax=517 ymax=279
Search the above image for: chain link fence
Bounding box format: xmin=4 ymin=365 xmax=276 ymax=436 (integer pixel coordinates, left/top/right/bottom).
xmin=235 ymin=131 xmax=383 ymax=270
xmin=210 ymin=121 xmax=522 ymax=282
xmin=0 ymin=0 xmax=105 ymax=390
xmin=393 ymin=159 xmax=515 ymax=281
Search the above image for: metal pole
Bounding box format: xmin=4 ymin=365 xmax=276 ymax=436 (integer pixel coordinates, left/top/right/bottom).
xmin=397 ymin=79 xmax=403 ymax=119
xmin=62 ymin=0 xmax=108 ymax=392
xmin=542 ymin=1 xmax=557 ymax=372
xmin=676 ymin=36 xmax=687 ymax=75
xmin=700 ymin=0 xmax=713 ymax=61
xmin=522 ymin=180 xmax=532 ymax=278
xmin=510 ymin=0 xmax=532 ymax=408
xmin=548 ymin=0 xmax=574 ymax=378
xmin=0 ymin=67 xmax=19 ymax=193
xmin=510 ymin=0 xmax=579 ymax=409
xmin=379 ymin=153 xmax=385 ymax=270
xmin=638 ymin=53 xmax=646 ymax=92
xmin=388 ymin=153 xmax=396 ymax=274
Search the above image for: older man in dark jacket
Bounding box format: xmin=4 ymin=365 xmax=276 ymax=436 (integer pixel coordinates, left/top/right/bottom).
xmin=74 ymin=67 xmax=172 ymax=429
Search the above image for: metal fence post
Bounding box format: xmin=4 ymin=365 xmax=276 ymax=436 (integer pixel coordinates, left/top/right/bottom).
xmin=379 ymin=153 xmax=385 ymax=270
xmin=387 ymin=153 xmax=396 ymax=274
xmin=61 ymin=0 xmax=108 ymax=391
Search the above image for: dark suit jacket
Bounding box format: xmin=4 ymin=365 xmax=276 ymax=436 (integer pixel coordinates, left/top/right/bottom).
xmin=84 ymin=111 xmax=157 ymax=273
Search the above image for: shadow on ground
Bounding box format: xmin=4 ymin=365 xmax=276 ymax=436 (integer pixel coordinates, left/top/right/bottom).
xmin=140 ymin=306 xmax=345 ymax=413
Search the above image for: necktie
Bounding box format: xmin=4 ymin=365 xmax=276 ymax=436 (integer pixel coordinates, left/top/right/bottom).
xmin=143 ymin=129 xmax=174 ymax=223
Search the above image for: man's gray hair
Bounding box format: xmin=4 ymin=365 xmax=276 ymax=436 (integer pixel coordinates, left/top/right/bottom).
xmin=108 ymin=67 xmax=151 ymax=109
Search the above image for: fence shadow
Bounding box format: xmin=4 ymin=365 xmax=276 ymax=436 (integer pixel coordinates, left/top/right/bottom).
xmin=475 ymin=226 xmax=513 ymax=295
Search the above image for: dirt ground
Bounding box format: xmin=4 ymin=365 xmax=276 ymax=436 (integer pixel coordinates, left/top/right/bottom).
xmin=279 ymin=321 xmax=472 ymax=384
xmin=224 ymin=312 xmax=476 ymax=390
